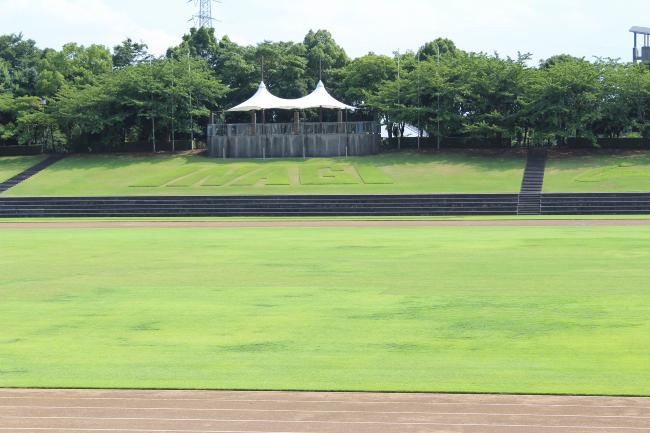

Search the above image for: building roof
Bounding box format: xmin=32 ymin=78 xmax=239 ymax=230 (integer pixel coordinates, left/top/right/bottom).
xmin=630 ymin=26 xmax=650 ymax=35
xmin=227 ymin=81 xmax=354 ymax=112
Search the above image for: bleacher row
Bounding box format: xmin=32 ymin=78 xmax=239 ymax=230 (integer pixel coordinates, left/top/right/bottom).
xmin=1 ymin=193 xmax=650 ymax=217
xmin=0 ymin=195 xmax=519 ymax=217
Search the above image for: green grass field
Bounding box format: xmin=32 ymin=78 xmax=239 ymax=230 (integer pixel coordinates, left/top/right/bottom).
xmin=1 ymin=225 xmax=649 ymax=395
xmin=0 ymin=156 xmax=46 ymax=183
xmin=544 ymin=152 xmax=650 ymax=192
xmin=1 ymin=152 xmax=524 ymax=196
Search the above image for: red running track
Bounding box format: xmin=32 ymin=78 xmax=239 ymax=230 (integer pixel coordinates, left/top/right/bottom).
xmin=0 ymin=389 xmax=649 ymax=433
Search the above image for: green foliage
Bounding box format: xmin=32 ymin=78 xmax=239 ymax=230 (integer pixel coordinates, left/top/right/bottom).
xmin=340 ymin=54 xmax=396 ymax=107
xmin=5 ymin=28 xmax=650 ymax=150
xmin=303 ymin=29 xmax=349 ymax=88
xmin=51 ymin=56 xmax=227 ymax=152
xmin=112 ymin=38 xmax=149 ymax=69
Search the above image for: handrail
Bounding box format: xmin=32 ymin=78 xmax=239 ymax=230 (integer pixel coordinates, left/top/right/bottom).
xmin=209 ymin=121 xmax=378 ymax=137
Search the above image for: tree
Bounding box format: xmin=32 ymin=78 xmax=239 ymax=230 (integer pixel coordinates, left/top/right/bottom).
xmin=167 ymin=27 xmax=219 ymax=63
xmin=0 ymin=33 xmax=43 ymax=96
xmin=303 ymin=29 xmax=349 ymax=86
xmin=51 ymin=57 xmax=227 ymax=152
xmin=340 ymin=53 xmax=396 ymax=106
xmin=420 ymin=38 xmax=458 ymax=60
xmin=39 ymin=43 xmax=112 ymax=90
xmin=526 ymin=57 xmax=602 ymax=145
xmin=113 ymin=39 xmax=149 ymax=69
xmin=0 ymin=91 xmax=53 ymax=146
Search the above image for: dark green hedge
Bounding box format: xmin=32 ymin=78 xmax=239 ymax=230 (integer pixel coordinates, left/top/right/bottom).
xmin=0 ymin=145 xmax=43 ymax=156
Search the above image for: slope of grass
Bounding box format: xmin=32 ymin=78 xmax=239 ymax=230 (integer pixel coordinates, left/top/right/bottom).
xmin=544 ymin=152 xmax=650 ymax=192
xmin=0 ymin=155 xmax=46 ymax=183
xmin=2 ymin=152 xmax=524 ymax=196
xmin=1 ymin=225 xmax=649 ymax=395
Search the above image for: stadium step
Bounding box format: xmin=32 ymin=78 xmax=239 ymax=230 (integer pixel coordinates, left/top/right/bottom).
xmin=4 ymin=192 xmax=650 ymax=216
xmin=0 ymin=155 xmax=66 ymax=193
xmin=518 ymin=149 xmax=548 ymax=215
xmin=0 ymin=194 xmax=520 ymax=217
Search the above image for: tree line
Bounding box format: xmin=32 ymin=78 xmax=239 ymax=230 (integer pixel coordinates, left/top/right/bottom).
xmin=2 ymin=27 xmax=650 ymax=152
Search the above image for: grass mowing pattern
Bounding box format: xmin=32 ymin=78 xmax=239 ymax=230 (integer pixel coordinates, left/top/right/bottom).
xmin=231 ymin=167 xmax=291 ymax=186
xmin=166 ymin=169 xmax=213 ymax=187
xmin=1 ymin=226 xmax=650 ymax=395
xmin=0 ymin=156 xmax=46 ymax=183
xmin=131 ymin=166 xmax=198 ymax=187
xmin=2 ymin=152 xmax=524 ymax=196
xmin=574 ymin=161 xmax=650 ymax=183
xmin=202 ymin=166 xmax=256 ymax=186
xmin=545 ymin=153 xmax=650 ymax=192
xmin=356 ymin=165 xmax=395 ymax=184
xmin=299 ymin=164 xmax=360 ymax=185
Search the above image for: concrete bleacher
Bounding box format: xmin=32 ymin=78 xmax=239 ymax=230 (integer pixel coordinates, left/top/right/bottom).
xmin=541 ymin=193 xmax=650 ymax=214
xmin=4 ymin=193 xmax=650 ymax=218
xmin=0 ymin=194 xmax=520 ymax=217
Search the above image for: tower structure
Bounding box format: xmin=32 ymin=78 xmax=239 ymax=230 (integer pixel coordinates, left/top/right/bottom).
xmin=190 ymin=0 xmax=218 ymax=28
xmin=631 ymin=26 xmax=650 ymax=63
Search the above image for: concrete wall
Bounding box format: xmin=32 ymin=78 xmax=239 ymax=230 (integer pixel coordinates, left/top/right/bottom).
xmin=207 ymin=133 xmax=379 ymax=159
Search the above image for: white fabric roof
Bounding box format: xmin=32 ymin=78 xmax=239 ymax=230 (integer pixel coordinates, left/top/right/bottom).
xmin=228 ymin=82 xmax=299 ymax=112
xmin=227 ymin=80 xmax=354 ymax=112
xmin=292 ymin=80 xmax=355 ymax=110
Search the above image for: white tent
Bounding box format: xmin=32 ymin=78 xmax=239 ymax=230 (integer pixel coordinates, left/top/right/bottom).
xmin=227 ymin=80 xmax=354 ymax=112
xmin=227 ymin=81 xmax=299 ymax=112
xmin=292 ymin=80 xmax=355 ymax=111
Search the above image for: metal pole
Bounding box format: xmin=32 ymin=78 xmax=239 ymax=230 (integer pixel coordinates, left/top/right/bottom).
xmin=150 ymin=57 xmax=156 ymax=153
xmin=188 ymin=50 xmax=194 ymax=150
xmin=171 ymin=55 xmax=175 ymax=153
xmin=396 ymin=49 xmax=401 ymax=151
xmin=436 ymin=44 xmax=441 ymax=151
xmin=417 ymin=49 xmax=421 ymax=151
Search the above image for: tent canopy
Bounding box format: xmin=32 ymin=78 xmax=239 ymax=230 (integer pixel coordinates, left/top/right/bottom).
xmin=227 ymin=80 xmax=354 ymax=112
xmin=227 ymin=81 xmax=298 ymax=112
xmin=292 ymin=80 xmax=355 ymax=110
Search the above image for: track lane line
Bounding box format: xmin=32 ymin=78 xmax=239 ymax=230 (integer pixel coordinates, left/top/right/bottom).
xmin=3 ymin=420 xmax=650 ymax=431
xmin=4 ymin=415 xmax=650 ymax=429
xmin=1 ymin=397 xmax=649 ymax=410
xmin=1 ymin=407 xmax=649 ymax=419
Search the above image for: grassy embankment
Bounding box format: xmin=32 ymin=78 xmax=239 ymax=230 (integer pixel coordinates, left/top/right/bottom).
xmin=1 ymin=152 xmax=524 ymax=196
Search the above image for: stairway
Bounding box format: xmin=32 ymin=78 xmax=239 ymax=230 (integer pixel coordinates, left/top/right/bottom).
xmin=518 ymin=149 xmax=548 ymax=215
xmin=0 ymin=155 xmax=65 ymax=194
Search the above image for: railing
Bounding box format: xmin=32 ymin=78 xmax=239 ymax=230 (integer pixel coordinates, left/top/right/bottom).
xmin=209 ymin=122 xmax=378 ymax=137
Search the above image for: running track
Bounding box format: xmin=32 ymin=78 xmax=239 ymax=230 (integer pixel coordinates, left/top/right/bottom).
xmin=0 ymin=389 xmax=649 ymax=433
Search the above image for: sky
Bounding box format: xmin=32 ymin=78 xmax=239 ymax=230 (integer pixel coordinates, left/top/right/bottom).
xmin=0 ymin=0 xmax=646 ymax=63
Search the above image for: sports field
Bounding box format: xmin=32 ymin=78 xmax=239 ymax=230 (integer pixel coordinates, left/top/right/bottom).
xmin=0 ymin=152 xmax=525 ymax=196
xmin=544 ymin=152 xmax=650 ymax=192
xmin=1 ymin=223 xmax=649 ymax=396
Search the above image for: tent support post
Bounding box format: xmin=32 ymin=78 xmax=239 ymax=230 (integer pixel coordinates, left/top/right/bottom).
xmin=250 ymin=111 xmax=257 ymax=136
xmin=337 ymin=109 xmax=343 ymax=133
xmin=293 ymin=110 xmax=300 ymax=135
